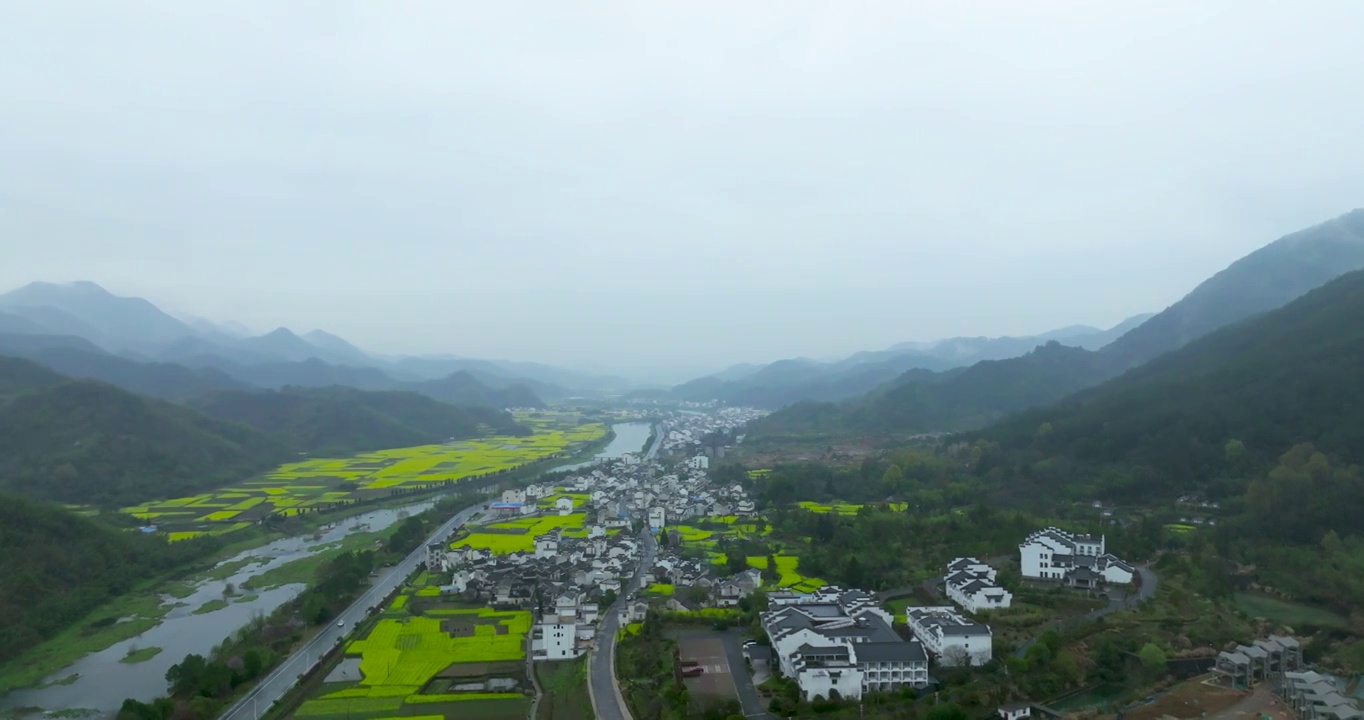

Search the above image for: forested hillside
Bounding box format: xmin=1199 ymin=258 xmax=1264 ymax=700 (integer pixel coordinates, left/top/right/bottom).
xmin=971 ymin=268 xmax=1364 ymax=508
xmin=0 ymin=358 xmax=290 ymax=505
xmin=190 ymin=386 xmax=528 ymax=457
xmin=0 ymin=493 xmax=220 ymax=661
xmin=752 ymin=209 xmax=1364 ymax=437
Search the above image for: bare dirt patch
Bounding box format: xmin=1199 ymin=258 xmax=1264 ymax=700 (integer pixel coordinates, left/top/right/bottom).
xmin=1125 ymin=681 xmax=1287 ymax=720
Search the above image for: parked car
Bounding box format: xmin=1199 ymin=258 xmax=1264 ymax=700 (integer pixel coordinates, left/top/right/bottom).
xmin=681 ymin=666 xmax=704 ymax=677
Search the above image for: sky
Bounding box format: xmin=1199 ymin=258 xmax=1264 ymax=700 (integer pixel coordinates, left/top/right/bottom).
xmin=2 ymin=1 xmax=1363 ymax=378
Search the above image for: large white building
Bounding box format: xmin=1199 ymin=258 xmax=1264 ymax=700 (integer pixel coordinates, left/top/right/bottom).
xmin=944 ymin=557 xmax=1012 ymax=614
xmin=1019 ymin=527 xmax=1134 ymax=588
xmin=761 ymin=587 xmax=929 ymax=701
xmin=501 ymin=489 xmax=527 ymax=504
xmin=905 ymin=606 xmax=993 ymax=667
xmin=648 ymin=507 xmax=666 ymax=531
xmin=688 ymin=455 xmax=710 ymax=470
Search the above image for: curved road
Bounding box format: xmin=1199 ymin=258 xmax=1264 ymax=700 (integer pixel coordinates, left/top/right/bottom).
xmin=218 ymin=502 xmax=486 ymax=720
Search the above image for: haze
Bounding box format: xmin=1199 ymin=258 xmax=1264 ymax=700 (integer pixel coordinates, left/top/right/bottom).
xmin=3 ymin=1 xmax=1362 ymax=377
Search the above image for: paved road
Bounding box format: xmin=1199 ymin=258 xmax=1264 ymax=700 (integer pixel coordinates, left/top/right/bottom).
xmin=644 ymin=422 xmax=664 ymax=460
xmin=589 ymin=529 xmax=658 ymax=720
xmin=716 ymin=631 xmax=772 ymax=719
xmin=219 ymin=502 xmax=487 ymax=720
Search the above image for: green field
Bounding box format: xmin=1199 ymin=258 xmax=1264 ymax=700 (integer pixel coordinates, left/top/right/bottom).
xmin=747 ymin=554 xmax=826 ymax=592
xmin=1232 ymin=592 xmax=1348 ymax=628
xmin=295 ymin=579 xmax=534 ymax=720
xmin=453 ymin=513 xmax=590 ymax=555
xmin=120 ymin=420 xmax=607 ymax=539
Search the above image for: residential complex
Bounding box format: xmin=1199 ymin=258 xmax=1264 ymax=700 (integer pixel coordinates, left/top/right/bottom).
xmin=1018 ymin=527 xmax=1134 ymax=588
xmin=761 ymin=587 xmax=929 ymax=701
xmin=944 ymin=557 xmax=1012 ymax=613
xmin=904 ymin=606 xmax=993 ymax=667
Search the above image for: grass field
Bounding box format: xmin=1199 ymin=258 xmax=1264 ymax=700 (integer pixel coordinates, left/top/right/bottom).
xmin=296 ymin=597 xmax=534 ymax=720
xmin=747 ymin=554 xmax=825 ymax=592
xmin=120 ymin=420 xmax=607 ymax=539
xmin=536 ymin=659 xmax=594 ymax=720
xmin=1233 ymin=592 xmax=1348 ymax=628
xmin=453 ymin=513 xmax=589 ymax=555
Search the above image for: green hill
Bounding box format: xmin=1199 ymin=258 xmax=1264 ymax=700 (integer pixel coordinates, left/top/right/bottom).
xmin=0 ymin=357 xmax=290 ymax=505
xmin=972 ymin=267 xmax=1364 ymax=508
xmin=190 ymin=386 xmax=529 ymax=457
xmin=0 ymin=493 xmax=215 ymax=669
xmin=752 ymin=209 xmax=1364 ymax=438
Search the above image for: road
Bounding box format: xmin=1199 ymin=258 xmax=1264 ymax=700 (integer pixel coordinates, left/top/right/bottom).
xmin=716 ymin=630 xmax=772 ymax=719
xmin=589 ymin=528 xmax=658 ymax=720
xmin=218 ymin=502 xmax=487 ymax=720
xmin=1014 ymin=565 xmax=1159 ymax=658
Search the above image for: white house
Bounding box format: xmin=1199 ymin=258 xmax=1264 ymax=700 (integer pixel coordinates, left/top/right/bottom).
xmin=1019 ymin=527 xmax=1132 ymax=587
xmin=556 ymin=497 xmax=574 ymax=515
xmin=688 ymin=455 xmax=710 ymax=470
xmin=502 ymin=489 xmax=527 ymax=504
xmin=762 ymin=587 xmax=928 ymax=700
xmin=532 ymin=621 xmax=579 ymax=660
xmin=534 ymin=533 xmax=559 ymax=559
xmin=425 ymin=542 xmax=446 ymax=571
xmin=944 ymin=557 xmax=1012 ymax=613
xmin=999 ymin=704 xmax=1033 ymax=720
xmin=905 ymin=606 xmax=993 ymax=667
xmin=648 ymin=507 xmax=666 ymax=530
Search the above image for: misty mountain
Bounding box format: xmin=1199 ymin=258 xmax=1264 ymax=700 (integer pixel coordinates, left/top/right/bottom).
xmin=390 ymin=355 xmax=623 ymax=395
xmin=189 ymin=386 xmax=528 ymax=457
xmin=409 ymin=370 xmax=546 ymax=409
xmin=0 ymin=280 xmax=605 ymax=398
xmin=0 ymin=281 xmax=197 ymax=352
xmin=0 ymin=334 xmax=249 ymax=400
xmin=0 ymin=357 xmax=291 ymax=505
xmin=972 ymin=266 xmax=1364 ymax=508
xmin=752 ymin=208 xmax=1364 ymax=436
xmin=672 ymin=316 xmax=1149 ymax=409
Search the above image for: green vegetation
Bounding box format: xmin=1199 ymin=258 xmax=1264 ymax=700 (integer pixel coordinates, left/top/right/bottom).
xmin=536 ymin=658 xmax=594 ymax=720
xmin=1232 ymin=592 xmax=1348 ymax=629
xmin=119 ymin=646 xmax=163 ymax=664
xmin=115 ymin=499 xmax=474 ymax=720
xmin=191 ymin=599 xmax=228 ymax=615
xmin=0 ymin=493 xmax=233 ymax=690
xmin=188 ymin=385 xmax=528 ymax=457
xmin=0 ymin=357 xmax=290 ymax=505
xmin=453 ymin=513 xmax=590 ymax=554
xmin=751 ymin=211 xmax=1364 ymax=439
xmin=123 ymin=421 xmax=607 ymax=536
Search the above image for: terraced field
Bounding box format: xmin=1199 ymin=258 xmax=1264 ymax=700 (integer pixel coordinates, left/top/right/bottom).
xmin=123 ymin=422 xmax=607 ymax=540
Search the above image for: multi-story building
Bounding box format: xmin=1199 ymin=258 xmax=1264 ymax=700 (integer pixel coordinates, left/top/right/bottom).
xmin=761 ymin=587 xmax=929 ymax=701
xmin=1019 ymin=527 xmax=1134 ymax=587
xmin=944 ymin=557 xmax=1012 ymax=613
xmin=905 ymin=606 xmax=993 ymax=667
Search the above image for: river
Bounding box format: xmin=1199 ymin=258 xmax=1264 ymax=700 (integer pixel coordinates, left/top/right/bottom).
xmin=0 ymin=421 xmax=654 ymax=715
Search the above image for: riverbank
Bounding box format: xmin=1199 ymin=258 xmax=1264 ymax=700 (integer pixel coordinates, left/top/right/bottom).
xmin=0 ymin=422 xmax=647 ymax=714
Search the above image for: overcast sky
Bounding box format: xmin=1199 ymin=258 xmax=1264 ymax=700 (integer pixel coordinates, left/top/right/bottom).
xmin=2 ymin=1 xmax=1362 ymax=377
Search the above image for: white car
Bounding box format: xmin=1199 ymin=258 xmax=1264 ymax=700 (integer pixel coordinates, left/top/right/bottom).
xmin=337 ymin=620 xmax=345 ymax=627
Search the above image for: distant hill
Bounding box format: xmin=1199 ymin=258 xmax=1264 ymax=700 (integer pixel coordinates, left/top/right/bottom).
xmin=0 ymin=281 xmax=197 ymax=352
xmin=0 ymin=357 xmax=290 ymax=505
xmin=969 ymin=267 xmax=1364 ymax=532
xmin=0 ymin=335 xmax=249 ymax=400
xmin=190 ymin=386 xmax=528 ymax=457
xmin=192 ymin=355 xmax=400 ymax=392
xmin=672 ymin=317 xmax=1147 ymax=410
xmin=410 ymin=370 xmax=546 ymax=409
xmin=753 ymin=209 xmax=1364 ymax=435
